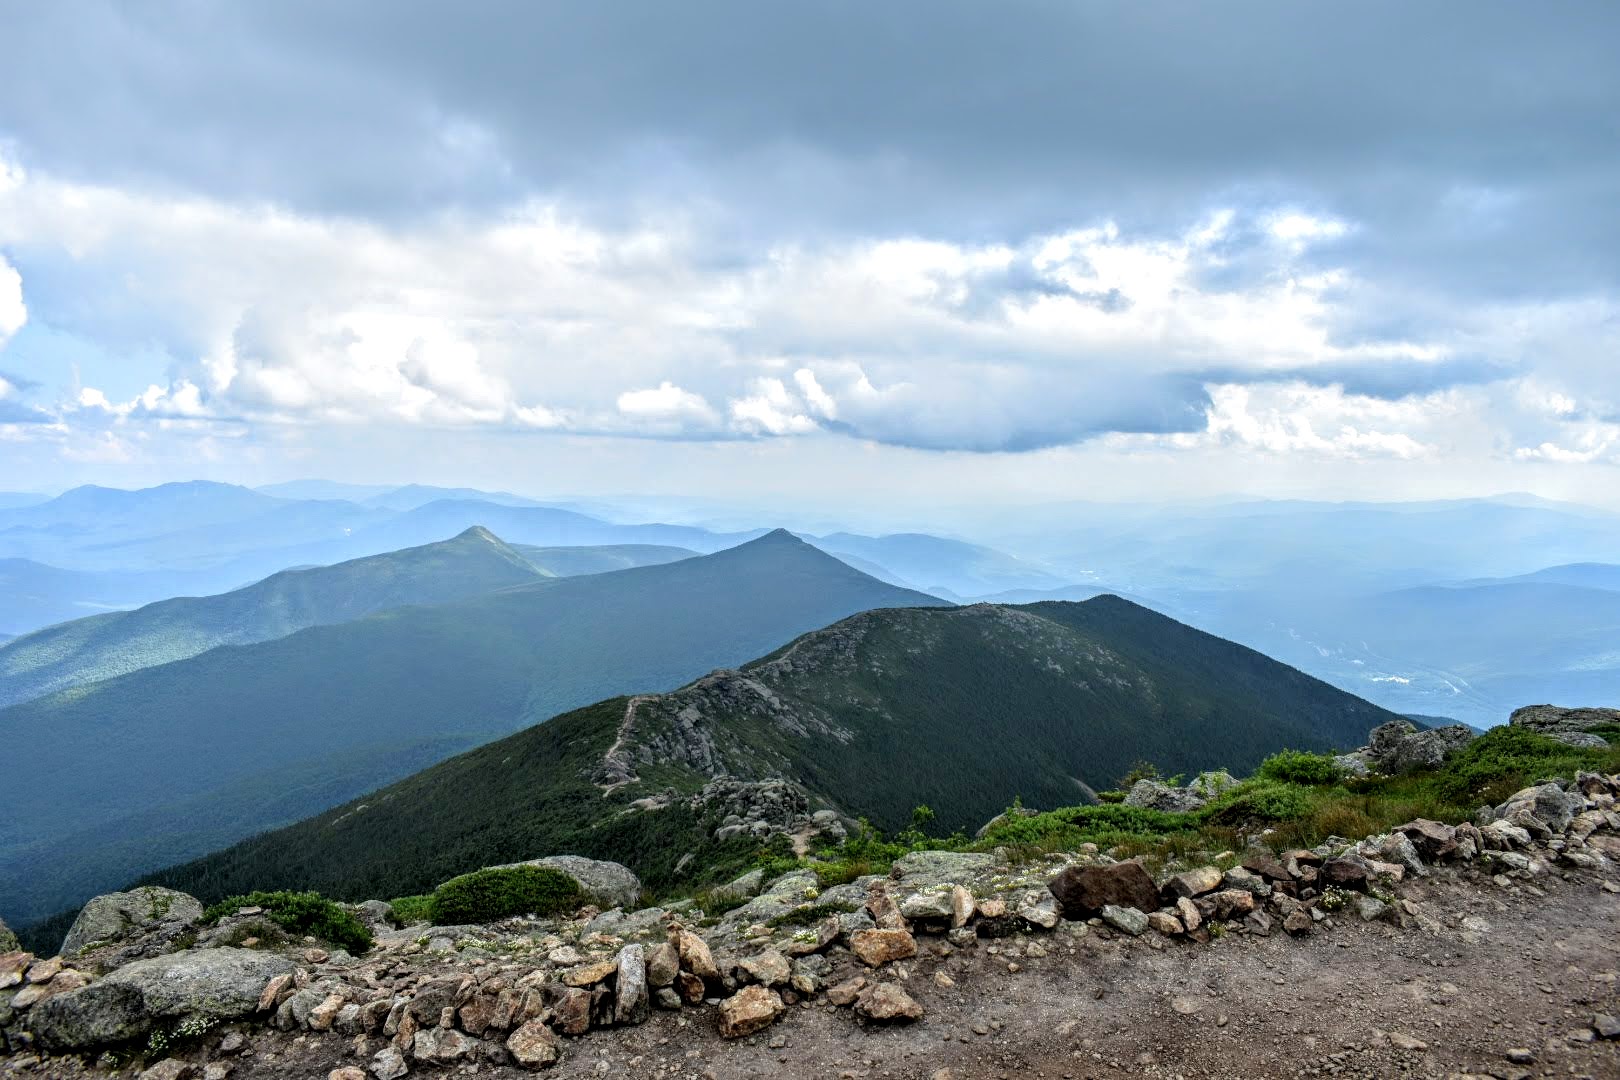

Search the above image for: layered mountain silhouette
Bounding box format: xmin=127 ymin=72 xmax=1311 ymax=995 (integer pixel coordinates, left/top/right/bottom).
xmin=142 ymin=595 xmax=1401 ymax=912
xmin=0 ymin=531 xmax=939 ymax=925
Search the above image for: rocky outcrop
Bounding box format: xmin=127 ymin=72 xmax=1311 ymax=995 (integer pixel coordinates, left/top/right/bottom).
xmin=1122 ymin=770 xmax=1238 ymax=813
xmin=1510 ymin=704 xmax=1619 ymax=748
xmin=1364 ymin=720 xmax=1476 ymax=773
xmin=488 ymin=856 xmax=642 ymax=910
xmin=26 ymin=947 xmax=292 ymax=1051
xmin=60 ymin=886 xmax=204 ymax=962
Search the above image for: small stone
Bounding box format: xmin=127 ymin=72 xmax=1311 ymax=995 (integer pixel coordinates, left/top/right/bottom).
xmin=1147 ymin=911 xmax=1183 ymax=936
xmin=26 ymin=956 xmax=63 ymax=983
xmin=826 ymin=977 xmax=866 ymax=1006
xmin=308 ymin=993 xmax=346 ymax=1032
xmin=738 ymin=948 xmax=791 ymax=988
xmin=1166 ymin=867 xmax=1224 ymax=898
xmin=1388 ymin=1032 xmax=1427 ymax=1051
xmin=1100 ymin=904 xmax=1148 ymax=936
xmin=139 ymin=1061 xmax=193 ymax=1080
xmin=1593 ymin=1013 xmax=1620 ymax=1039
xmin=673 ymin=929 xmax=721 ymax=981
xmin=506 ymin=1018 xmax=562 ymax=1067
xmin=563 ymin=960 xmax=618 ymax=987
xmin=854 ymin=982 xmax=924 ymax=1022
xmin=329 ymin=1069 xmax=367 ymax=1080
xmin=643 ymin=942 xmax=679 ymax=987
xmin=1505 ymin=1048 xmax=1535 ymax=1064
xmin=850 ymin=928 xmax=917 ymax=966
xmin=718 ymin=985 xmax=785 ymax=1038
xmin=370 ymin=1046 xmax=409 ymax=1080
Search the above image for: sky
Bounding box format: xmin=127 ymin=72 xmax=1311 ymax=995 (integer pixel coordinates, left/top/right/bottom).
xmin=0 ymin=2 xmax=1617 ymax=508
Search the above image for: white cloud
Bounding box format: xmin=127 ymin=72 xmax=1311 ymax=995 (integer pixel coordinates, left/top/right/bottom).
xmin=616 ymin=381 xmax=718 ymax=425
xmin=0 ymin=149 xmax=1614 ymax=482
xmin=0 ymin=255 xmax=26 ymax=347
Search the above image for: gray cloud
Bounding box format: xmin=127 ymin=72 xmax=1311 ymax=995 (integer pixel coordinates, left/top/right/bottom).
xmin=2 ymin=3 xmax=1615 ymax=295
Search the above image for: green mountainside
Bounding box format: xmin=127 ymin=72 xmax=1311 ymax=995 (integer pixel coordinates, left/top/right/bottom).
xmin=141 ymin=596 xmax=1399 ymax=911
xmin=0 ymin=531 xmax=939 ymax=926
xmin=511 ymin=543 xmax=696 ymax=577
xmin=0 ymin=527 xmax=546 ymax=708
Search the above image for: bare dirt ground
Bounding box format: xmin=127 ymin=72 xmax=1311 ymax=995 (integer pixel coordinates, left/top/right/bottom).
xmin=25 ymin=866 xmax=1620 ymax=1080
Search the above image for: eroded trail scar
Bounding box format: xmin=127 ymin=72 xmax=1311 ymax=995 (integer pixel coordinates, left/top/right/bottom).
xmin=596 ymin=694 xmax=653 ymax=790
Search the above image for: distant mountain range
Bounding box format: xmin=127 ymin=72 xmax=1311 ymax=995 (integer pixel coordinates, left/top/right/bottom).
xmin=0 ymin=528 xmax=697 ymax=709
xmin=0 ymin=481 xmax=1052 ymax=634
xmin=0 ymin=531 xmax=939 ymax=926
xmin=141 ymin=594 xmax=1401 ymax=909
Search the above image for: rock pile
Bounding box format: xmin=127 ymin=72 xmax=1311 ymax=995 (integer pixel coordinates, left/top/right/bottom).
xmin=1336 ymin=718 xmax=1477 ymax=775
xmin=5 ymin=761 xmax=1618 ymax=1076
xmin=1510 ymin=704 xmax=1620 ymax=749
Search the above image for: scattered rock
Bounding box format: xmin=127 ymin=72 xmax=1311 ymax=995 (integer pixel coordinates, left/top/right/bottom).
xmin=854 ymin=982 xmax=923 ymax=1022
xmin=850 ymin=928 xmax=917 ymax=966
xmin=717 ymin=986 xmax=784 ymax=1038
xmin=1101 ymin=905 xmax=1149 ymax=936
xmin=1048 ymin=861 xmax=1159 ymax=917
xmin=506 ymin=1018 xmax=562 ymax=1067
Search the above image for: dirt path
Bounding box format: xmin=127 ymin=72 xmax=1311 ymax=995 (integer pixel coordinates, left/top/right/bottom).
xmin=167 ymin=866 xmax=1620 ymax=1080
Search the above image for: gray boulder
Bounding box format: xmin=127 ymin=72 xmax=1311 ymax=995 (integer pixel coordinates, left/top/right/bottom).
xmin=61 ymin=887 xmax=203 ymax=957
xmin=1366 ymin=720 xmax=1474 ymax=773
xmin=1509 ymin=704 xmax=1619 ymax=748
xmin=28 ymin=947 xmax=292 ymax=1051
xmin=1495 ymin=783 xmax=1587 ymax=836
xmin=1124 ymin=779 xmax=1206 ymax=813
xmin=488 ymin=855 xmax=642 ymax=910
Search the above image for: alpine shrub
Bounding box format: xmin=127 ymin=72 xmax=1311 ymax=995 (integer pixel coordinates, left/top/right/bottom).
xmin=428 ymin=865 xmax=583 ymax=924
xmin=1255 ymin=749 xmax=1343 ymax=786
xmin=201 ymin=890 xmax=372 ymax=954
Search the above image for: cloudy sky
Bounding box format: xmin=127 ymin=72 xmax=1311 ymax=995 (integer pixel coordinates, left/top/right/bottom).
xmin=0 ymin=2 xmax=1617 ymax=507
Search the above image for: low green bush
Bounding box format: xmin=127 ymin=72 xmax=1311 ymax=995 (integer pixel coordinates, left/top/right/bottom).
xmin=387 ymin=894 xmax=433 ymax=926
xmin=1201 ymin=779 xmax=1314 ymax=823
xmin=429 ymin=865 xmax=583 ymax=924
xmin=201 ymin=890 xmax=371 ymax=954
xmin=1255 ymin=749 xmax=1343 ymax=786
xmin=1430 ymin=725 xmax=1620 ymax=804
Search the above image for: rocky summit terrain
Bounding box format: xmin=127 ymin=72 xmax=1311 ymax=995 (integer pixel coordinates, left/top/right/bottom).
xmin=4 ymin=756 xmax=1619 ymax=1079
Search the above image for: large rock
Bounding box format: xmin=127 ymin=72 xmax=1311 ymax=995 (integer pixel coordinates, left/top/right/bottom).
xmin=61 ymin=887 xmax=203 ymax=956
xmin=491 ymin=856 xmax=641 ymax=910
xmin=1123 ymin=779 xmax=1205 ymax=813
xmin=28 ymin=947 xmax=293 ymax=1051
xmin=1366 ymin=720 xmax=1475 ymax=773
xmin=1048 ymin=861 xmax=1159 ymax=918
xmin=850 ymin=928 xmax=917 ymax=967
xmin=887 ymin=850 xmax=1001 ymax=891
xmin=1495 ymin=783 xmax=1586 ymax=836
xmin=1510 ymin=705 xmax=1620 ymax=748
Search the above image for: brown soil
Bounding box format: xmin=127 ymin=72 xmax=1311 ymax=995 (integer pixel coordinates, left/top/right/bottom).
xmin=26 ymin=867 xmax=1620 ymax=1080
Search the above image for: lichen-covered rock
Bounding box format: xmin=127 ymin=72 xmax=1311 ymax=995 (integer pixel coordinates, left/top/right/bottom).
xmin=28 ymin=947 xmax=292 ymax=1051
xmin=60 ymin=886 xmax=203 ymax=957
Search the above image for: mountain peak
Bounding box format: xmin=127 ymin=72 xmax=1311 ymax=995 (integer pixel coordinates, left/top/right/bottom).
xmin=454 ymin=525 xmax=502 ymax=544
